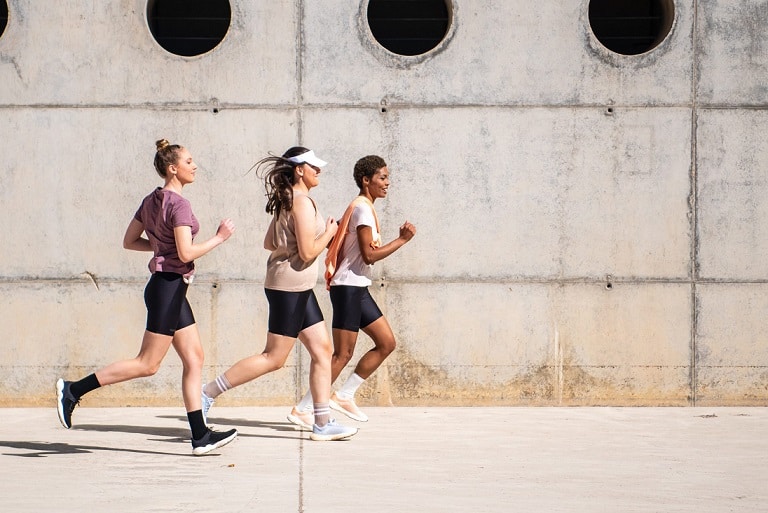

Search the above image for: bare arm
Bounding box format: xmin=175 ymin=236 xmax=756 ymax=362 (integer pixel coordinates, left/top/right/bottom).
xmin=293 ymin=195 xmax=337 ymax=263
xmin=358 ymin=221 xmax=416 ymax=265
xmin=175 ymin=218 xmax=235 ymax=263
xmin=123 ymin=218 xmax=152 ymax=252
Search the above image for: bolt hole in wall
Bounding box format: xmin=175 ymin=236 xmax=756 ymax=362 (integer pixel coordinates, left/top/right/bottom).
xmin=146 ymin=0 xmax=231 ymax=57
xmin=588 ymin=0 xmax=674 ymax=55
xmin=0 ymin=1 xmax=8 ymax=38
xmin=367 ymin=0 xmax=450 ymax=56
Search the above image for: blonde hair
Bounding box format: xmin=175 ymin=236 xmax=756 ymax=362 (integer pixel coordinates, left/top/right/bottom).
xmin=153 ymin=138 xmax=183 ymax=178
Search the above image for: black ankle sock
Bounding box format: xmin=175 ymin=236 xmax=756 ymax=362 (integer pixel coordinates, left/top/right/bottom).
xmin=69 ymin=373 xmax=101 ymax=399
xmin=187 ymin=410 xmax=208 ymax=440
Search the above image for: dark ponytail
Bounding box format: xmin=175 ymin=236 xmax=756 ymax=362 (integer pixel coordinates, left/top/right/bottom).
xmin=252 ymin=146 xmax=311 ymax=215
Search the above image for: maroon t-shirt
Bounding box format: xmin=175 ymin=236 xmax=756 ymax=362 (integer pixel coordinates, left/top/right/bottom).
xmin=134 ymin=188 xmax=200 ymax=278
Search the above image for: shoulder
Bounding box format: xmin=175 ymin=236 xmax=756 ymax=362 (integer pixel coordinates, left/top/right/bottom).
xmin=352 ymin=201 xmax=375 ymax=223
xmin=164 ymin=190 xmax=192 ymax=211
xmin=293 ymin=193 xmax=317 ymax=213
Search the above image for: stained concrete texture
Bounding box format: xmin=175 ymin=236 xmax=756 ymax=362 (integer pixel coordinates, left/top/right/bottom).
xmin=3 ymin=0 xmax=768 ymax=406
xmin=1 ymin=406 xmax=766 ymax=512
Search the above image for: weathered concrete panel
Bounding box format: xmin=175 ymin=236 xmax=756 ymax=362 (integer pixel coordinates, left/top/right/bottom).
xmin=0 ymin=107 xmax=297 ymax=281
xmin=305 ymin=106 xmax=692 ymax=280
xmin=0 ymin=279 xmax=214 ymax=406
xmin=696 ymin=284 xmax=768 ymax=405
xmin=1 ymin=0 xmax=767 ymax=407
xmin=374 ymin=282 xmax=691 ymax=406
xmin=697 ymin=0 xmax=768 ymax=105
xmin=697 ymin=109 xmax=768 ymax=280
xmin=303 ymin=1 xmax=693 ymax=106
xmin=0 ymin=1 xmax=297 ymax=105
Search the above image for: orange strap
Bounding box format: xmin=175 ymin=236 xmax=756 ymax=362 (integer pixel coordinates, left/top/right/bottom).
xmin=324 ymin=196 xmax=380 ymax=289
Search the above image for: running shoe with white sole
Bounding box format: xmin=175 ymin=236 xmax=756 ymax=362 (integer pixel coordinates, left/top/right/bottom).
xmin=329 ymin=392 xmax=368 ymax=422
xmin=309 ymin=419 xmax=358 ymax=441
xmin=287 ymin=407 xmax=314 ymax=431
xmin=56 ymin=379 xmax=79 ymax=429
xmin=191 ymin=428 xmax=237 ymax=456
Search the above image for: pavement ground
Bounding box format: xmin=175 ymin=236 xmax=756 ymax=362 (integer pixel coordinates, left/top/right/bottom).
xmin=1 ymin=406 xmax=766 ymax=512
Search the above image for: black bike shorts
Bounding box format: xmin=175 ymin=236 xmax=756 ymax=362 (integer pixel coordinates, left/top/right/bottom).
xmin=264 ymin=288 xmax=324 ymax=338
xmin=144 ymin=272 xmax=195 ymax=336
xmin=329 ymin=285 xmax=383 ymax=332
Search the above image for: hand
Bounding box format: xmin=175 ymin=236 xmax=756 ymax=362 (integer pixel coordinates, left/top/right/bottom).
xmin=216 ymin=218 xmax=235 ymax=241
xmin=399 ymin=221 xmax=416 ymax=241
xmin=325 ymin=217 xmax=338 ymax=238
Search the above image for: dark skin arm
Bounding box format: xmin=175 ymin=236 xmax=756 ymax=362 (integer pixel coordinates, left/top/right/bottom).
xmin=357 ymin=221 xmax=416 ymax=265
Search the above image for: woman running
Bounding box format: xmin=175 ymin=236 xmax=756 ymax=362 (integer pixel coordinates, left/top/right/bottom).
xmin=288 ymin=155 xmax=416 ymax=426
xmin=201 ymin=147 xmax=357 ymax=441
xmin=56 ymin=139 xmax=238 ymax=456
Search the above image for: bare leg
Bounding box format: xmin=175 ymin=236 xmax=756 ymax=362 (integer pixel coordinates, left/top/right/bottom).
xmin=171 ymin=323 xmax=204 ymax=412
xmin=94 ymin=330 xmax=174 ymax=386
xmin=355 ymin=316 xmax=396 ymax=380
xmin=299 ymin=321 xmax=333 ymax=405
xmin=219 ymin=332 xmax=295 ymax=389
xmin=331 ymin=328 xmax=360 ymax=384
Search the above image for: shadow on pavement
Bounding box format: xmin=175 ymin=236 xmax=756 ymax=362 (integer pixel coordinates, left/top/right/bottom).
xmin=0 ymin=440 xmax=182 ymax=458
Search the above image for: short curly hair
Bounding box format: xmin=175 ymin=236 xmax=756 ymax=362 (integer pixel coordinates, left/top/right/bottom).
xmin=353 ymin=155 xmax=387 ymax=189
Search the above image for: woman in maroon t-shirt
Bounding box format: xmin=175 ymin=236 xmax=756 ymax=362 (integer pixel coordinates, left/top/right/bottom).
xmin=56 ymin=139 xmax=238 ymax=456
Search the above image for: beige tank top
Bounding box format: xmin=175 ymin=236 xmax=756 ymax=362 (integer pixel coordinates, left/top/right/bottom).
xmin=264 ymin=193 xmax=326 ymax=292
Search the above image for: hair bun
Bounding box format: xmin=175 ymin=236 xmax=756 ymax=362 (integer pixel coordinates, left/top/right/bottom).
xmin=156 ymin=139 xmax=170 ymax=151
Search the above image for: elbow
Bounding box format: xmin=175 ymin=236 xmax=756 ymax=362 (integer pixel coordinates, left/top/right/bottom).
xmin=177 ymin=252 xmax=194 ymax=264
xmin=298 ymin=250 xmax=314 ymax=263
xmin=362 ymin=254 xmax=376 ymax=265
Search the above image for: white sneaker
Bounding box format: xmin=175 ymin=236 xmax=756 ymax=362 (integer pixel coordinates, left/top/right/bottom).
xmin=287 ymin=407 xmax=314 ymax=431
xmin=330 ymin=392 xmax=368 ymax=422
xmin=310 ymin=419 xmax=358 ymax=441
xmin=202 ymin=386 xmax=215 ymax=425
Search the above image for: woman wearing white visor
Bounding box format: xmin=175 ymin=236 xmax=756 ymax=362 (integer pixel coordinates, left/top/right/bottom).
xmin=201 ymin=147 xmax=357 ymax=441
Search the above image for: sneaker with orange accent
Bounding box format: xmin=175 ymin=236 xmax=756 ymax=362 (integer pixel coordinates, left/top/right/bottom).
xmin=287 ymin=407 xmax=314 ymax=431
xmin=329 ymin=392 xmax=368 ymax=422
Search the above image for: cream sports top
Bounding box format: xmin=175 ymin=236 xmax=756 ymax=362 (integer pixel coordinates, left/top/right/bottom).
xmin=264 ymin=193 xmax=326 ymax=292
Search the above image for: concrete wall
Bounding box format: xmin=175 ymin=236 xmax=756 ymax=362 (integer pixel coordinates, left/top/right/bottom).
xmin=1 ymin=0 xmax=766 ymax=407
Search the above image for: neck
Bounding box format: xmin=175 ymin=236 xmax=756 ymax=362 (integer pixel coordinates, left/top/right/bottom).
xmin=163 ymin=177 xmax=183 ymax=194
xmin=360 ymin=190 xmax=375 ymax=203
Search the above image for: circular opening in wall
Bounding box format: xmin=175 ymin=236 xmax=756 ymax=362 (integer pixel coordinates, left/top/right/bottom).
xmin=0 ymin=1 xmax=8 ymax=38
xmin=588 ymin=0 xmax=674 ymax=55
xmin=367 ymin=0 xmax=450 ymax=56
xmin=147 ymin=0 xmax=231 ymax=57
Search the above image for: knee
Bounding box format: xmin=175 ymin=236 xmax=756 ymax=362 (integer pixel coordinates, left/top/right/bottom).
xmin=139 ymin=362 xmax=162 ymax=377
xmin=183 ymin=348 xmax=204 ymax=371
xmin=378 ymin=337 xmax=396 ymax=357
xmin=264 ymin=352 xmax=289 ymax=372
xmin=333 ymin=347 xmax=354 ymax=365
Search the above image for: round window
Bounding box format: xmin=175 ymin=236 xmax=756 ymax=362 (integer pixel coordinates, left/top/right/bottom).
xmin=588 ymin=0 xmax=674 ymax=55
xmin=367 ymin=0 xmax=451 ymax=56
xmin=147 ymin=0 xmax=231 ymax=57
xmin=0 ymin=1 xmax=9 ymax=39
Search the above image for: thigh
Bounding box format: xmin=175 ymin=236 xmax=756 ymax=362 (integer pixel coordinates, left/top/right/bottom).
xmin=175 ymin=297 xmax=196 ymax=332
xmin=330 ymin=285 xmax=365 ymax=332
xmin=265 ymin=288 xmax=310 ymax=338
xmin=300 ymin=290 xmax=325 ymax=332
xmin=359 ymin=287 xmax=384 ymax=329
xmin=171 ymin=323 xmax=203 ymax=367
xmin=299 ymin=321 xmax=332 ymax=361
xmin=144 ymin=272 xmax=190 ymax=336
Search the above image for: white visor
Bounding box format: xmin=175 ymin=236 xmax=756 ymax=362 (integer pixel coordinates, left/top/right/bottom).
xmin=287 ymin=150 xmax=327 ymax=168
